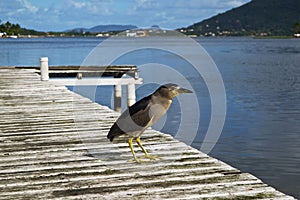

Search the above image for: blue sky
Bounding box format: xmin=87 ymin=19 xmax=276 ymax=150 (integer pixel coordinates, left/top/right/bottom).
xmin=0 ymin=0 xmax=250 ymax=31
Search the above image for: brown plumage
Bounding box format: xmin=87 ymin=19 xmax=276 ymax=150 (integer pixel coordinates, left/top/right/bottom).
xmin=107 ymin=83 xmax=192 ymax=163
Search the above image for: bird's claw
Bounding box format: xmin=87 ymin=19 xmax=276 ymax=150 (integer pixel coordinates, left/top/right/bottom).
xmin=128 ymin=155 xmax=161 ymax=163
xmin=140 ymin=154 xmax=161 ymax=161
xmin=128 ymin=158 xmax=143 ymax=163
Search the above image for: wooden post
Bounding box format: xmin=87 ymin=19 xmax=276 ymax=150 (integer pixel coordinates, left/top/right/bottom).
xmin=127 ymin=83 xmax=136 ymax=107
xmin=114 ymin=84 xmax=122 ymax=112
xmin=40 ymin=57 xmax=49 ymax=81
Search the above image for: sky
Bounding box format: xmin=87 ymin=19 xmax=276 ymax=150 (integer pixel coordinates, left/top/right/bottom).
xmin=0 ymin=0 xmax=251 ymax=32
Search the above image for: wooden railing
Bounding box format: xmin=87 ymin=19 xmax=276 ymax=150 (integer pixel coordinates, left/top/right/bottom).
xmin=16 ymin=57 xmax=143 ymax=112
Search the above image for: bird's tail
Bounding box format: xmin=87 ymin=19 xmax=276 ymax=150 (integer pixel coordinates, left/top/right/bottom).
xmin=107 ymin=123 xmax=124 ymax=142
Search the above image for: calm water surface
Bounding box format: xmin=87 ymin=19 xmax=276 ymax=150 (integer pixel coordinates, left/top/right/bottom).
xmin=0 ymin=37 xmax=299 ymax=198
xmin=201 ymin=38 xmax=300 ymax=198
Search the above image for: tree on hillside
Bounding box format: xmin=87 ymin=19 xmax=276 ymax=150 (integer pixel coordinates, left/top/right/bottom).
xmin=0 ymin=21 xmax=16 ymax=34
xmin=294 ymin=22 xmax=300 ymax=33
xmin=0 ymin=20 xmax=38 ymax=36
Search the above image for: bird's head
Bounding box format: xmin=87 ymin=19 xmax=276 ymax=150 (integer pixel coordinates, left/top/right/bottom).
xmin=156 ymin=83 xmax=192 ymax=99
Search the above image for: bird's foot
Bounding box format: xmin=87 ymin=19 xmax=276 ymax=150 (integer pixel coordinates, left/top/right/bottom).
xmin=128 ymin=158 xmax=143 ymax=163
xmin=128 ymin=155 xmax=161 ymax=163
xmin=140 ymin=154 xmax=161 ymax=161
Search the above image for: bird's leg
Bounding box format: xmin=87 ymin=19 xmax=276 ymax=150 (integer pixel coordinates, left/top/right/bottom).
xmin=128 ymin=138 xmax=142 ymax=163
xmin=136 ymin=137 xmax=161 ymax=161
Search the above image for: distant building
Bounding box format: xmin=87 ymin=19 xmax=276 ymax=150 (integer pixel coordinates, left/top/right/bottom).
xmin=96 ymin=33 xmax=110 ymax=37
xmin=126 ymin=32 xmax=137 ymax=37
xmin=136 ymin=30 xmax=146 ymax=37
xmin=126 ymin=30 xmax=146 ymax=37
xmin=0 ymin=32 xmax=7 ymax=37
xmin=294 ymin=33 xmax=300 ymax=38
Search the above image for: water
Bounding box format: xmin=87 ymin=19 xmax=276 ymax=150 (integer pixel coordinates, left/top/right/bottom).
xmin=0 ymin=37 xmax=99 ymax=66
xmin=200 ymin=38 xmax=300 ymax=198
xmin=0 ymin=37 xmax=299 ymax=198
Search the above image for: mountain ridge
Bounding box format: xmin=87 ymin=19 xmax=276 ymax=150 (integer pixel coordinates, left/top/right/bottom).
xmin=67 ymin=24 xmax=138 ymax=33
xmin=183 ymin=0 xmax=300 ymax=36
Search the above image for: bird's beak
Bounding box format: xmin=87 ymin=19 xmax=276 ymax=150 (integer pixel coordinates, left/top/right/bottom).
xmin=177 ymin=87 xmax=193 ymax=94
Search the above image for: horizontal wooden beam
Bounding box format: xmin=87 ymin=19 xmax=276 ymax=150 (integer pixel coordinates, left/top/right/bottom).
xmin=16 ymin=65 xmax=139 ymax=79
xmin=49 ymin=78 xmax=143 ymax=86
xmin=15 ymin=65 xmax=137 ymax=73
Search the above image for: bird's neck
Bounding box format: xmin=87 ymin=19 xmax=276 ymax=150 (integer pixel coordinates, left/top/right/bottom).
xmin=151 ymin=94 xmax=172 ymax=110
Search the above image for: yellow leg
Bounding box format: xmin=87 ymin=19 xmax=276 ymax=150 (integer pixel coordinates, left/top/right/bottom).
xmin=128 ymin=138 xmax=142 ymax=163
xmin=136 ymin=137 xmax=161 ymax=161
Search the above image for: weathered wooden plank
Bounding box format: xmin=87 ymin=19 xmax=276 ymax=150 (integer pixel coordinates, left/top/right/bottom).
xmin=0 ymin=68 xmax=295 ymax=200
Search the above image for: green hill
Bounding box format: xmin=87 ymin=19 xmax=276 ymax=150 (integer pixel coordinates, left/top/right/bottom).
xmin=183 ymin=0 xmax=300 ymax=36
xmin=0 ymin=20 xmax=45 ymax=36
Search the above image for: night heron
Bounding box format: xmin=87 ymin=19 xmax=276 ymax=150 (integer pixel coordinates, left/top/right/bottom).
xmin=107 ymin=83 xmax=192 ymax=163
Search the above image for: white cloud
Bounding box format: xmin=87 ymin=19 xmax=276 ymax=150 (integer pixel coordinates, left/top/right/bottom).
xmin=71 ymin=1 xmax=86 ymax=8
xmin=63 ymin=0 xmax=113 ymax=15
xmin=225 ymin=0 xmax=248 ymax=7
xmin=0 ymin=0 xmax=251 ymax=31
xmin=16 ymin=0 xmax=38 ymax=13
xmin=0 ymin=0 xmax=40 ymax=28
xmin=134 ymin=0 xmax=158 ymax=9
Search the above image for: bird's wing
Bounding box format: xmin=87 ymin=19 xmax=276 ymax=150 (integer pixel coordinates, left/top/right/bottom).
xmin=107 ymin=95 xmax=152 ymax=141
xmin=128 ymin=95 xmax=152 ymax=126
xmin=128 ymin=95 xmax=152 ymax=117
xmin=118 ymin=95 xmax=152 ymax=130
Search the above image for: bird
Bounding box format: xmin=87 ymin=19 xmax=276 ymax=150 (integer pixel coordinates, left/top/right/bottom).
xmin=107 ymin=83 xmax=192 ymax=163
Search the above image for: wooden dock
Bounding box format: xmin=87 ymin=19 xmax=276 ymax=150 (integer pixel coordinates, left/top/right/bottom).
xmin=0 ymin=68 xmax=295 ymax=199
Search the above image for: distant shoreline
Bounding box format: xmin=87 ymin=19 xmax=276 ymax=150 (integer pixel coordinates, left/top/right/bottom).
xmin=0 ymin=35 xmax=298 ymax=40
